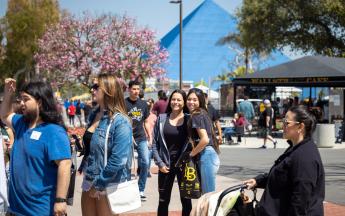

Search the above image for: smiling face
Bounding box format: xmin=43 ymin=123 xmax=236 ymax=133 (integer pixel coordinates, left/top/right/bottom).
xmin=187 ymin=92 xmax=200 ymax=112
xmin=170 ymin=92 xmax=184 ymax=113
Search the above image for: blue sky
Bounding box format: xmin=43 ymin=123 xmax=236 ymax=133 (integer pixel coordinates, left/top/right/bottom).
xmin=0 ymin=0 xmax=303 ymax=59
xmin=59 ymin=0 xmax=241 ymax=38
xmin=1 ymin=0 xmax=241 ymax=38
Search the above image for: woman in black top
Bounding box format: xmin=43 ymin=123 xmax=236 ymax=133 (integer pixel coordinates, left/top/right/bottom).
xmin=152 ymin=89 xmax=191 ymax=216
xmin=244 ymin=106 xmax=325 ymax=216
xmin=186 ymin=88 xmax=220 ymax=194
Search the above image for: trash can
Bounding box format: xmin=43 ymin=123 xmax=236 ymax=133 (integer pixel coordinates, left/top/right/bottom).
xmin=334 ymin=120 xmax=343 ymax=143
xmin=313 ymin=124 xmax=335 ymax=148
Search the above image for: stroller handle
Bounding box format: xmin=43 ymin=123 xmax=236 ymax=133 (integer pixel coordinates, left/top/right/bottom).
xmin=212 ymin=184 xmax=250 ymax=216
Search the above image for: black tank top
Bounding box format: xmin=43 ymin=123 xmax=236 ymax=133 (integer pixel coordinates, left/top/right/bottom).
xmin=82 ymin=130 xmax=93 ymax=157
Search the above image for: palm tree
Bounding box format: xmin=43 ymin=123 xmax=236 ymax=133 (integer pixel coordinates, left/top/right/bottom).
xmin=217 ymin=33 xmax=252 ymax=75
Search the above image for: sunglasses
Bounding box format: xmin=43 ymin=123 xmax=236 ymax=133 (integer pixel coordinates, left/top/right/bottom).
xmin=282 ymin=118 xmax=300 ymax=127
xmin=90 ymin=84 xmax=99 ymax=91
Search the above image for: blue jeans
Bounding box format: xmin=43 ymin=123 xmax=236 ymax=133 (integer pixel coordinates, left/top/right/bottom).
xmin=199 ymin=146 xmax=220 ymax=193
xmin=148 ymin=148 xmax=153 ymax=174
xmin=137 ymin=140 xmax=149 ymax=192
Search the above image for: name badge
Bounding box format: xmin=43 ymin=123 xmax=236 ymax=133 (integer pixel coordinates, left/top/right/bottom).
xmin=30 ymin=131 xmax=42 ymax=140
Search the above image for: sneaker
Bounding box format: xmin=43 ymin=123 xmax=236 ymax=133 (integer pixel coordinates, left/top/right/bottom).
xmin=259 ymin=145 xmax=267 ymax=149
xmin=273 ymin=141 xmax=277 ymax=149
xmin=140 ymin=192 xmax=147 ymax=201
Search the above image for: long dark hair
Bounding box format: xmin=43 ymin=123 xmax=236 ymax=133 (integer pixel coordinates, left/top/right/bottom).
xmin=186 ymin=88 xmax=207 ymax=112
xmin=288 ymin=105 xmax=317 ymax=138
xmin=20 ymin=81 xmax=66 ymax=129
xmin=186 ymin=88 xmax=219 ymax=153
xmin=165 ymin=89 xmax=188 ymax=114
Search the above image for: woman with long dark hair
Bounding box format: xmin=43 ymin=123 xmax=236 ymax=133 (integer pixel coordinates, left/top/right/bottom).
xmin=186 ymin=88 xmax=220 ymax=193
xmin=244 ymin=105 xmax=325 ymax=215
xmin=152 ymin=89 xmax=192 ymax=216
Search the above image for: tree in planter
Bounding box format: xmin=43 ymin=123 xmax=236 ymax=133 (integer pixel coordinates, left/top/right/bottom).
xmin=35 ymin=13 xmax=168 ymax=85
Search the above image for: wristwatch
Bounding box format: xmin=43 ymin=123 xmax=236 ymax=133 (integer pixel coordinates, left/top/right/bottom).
xmin=55 ymin=197 xmax=67 ymax=203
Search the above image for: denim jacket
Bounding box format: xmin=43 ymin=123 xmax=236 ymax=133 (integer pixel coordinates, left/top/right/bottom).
xmin=85 ymin=112 xmax=133 ymax=191
xmin=152 ymin=113 xmax=190 ymax=168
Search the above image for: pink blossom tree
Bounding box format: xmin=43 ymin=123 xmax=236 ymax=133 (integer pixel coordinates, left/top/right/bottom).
xmin=35 ymin=13 xmax=168 ymax=85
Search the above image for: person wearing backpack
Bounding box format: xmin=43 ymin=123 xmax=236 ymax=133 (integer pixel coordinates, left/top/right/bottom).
xmin=259 ymin=99 xmax=278 ymax=149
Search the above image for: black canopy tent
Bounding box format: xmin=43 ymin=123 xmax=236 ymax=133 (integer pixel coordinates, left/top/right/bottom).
xmin=232 ymin=56 xmax=345 ymax=113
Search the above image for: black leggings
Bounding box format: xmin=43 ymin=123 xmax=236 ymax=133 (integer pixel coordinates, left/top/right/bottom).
xmin=157 ymin=166 xmax=192 ymax=216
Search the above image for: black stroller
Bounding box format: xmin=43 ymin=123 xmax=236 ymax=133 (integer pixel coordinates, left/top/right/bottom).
xmin=212 ymin=184 xmax=259 ymax=216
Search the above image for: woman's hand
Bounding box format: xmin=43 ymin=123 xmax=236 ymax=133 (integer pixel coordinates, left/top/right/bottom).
xmin=243 ymin=178 xmax=257 ymax=189
xmin=159 ymin=166 xmax=170 ymax=173
xmin=189 ymin=150 xmax=197 ymax=157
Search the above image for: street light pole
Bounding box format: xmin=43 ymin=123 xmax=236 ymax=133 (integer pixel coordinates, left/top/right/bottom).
xmin=170 ymin=0 xmax=183 ymax=89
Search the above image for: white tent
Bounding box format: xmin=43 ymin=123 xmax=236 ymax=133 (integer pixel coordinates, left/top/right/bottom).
xmin=275 ymin=86 xmax=302 ymax=99
xmin=195 ymin=85 xmax=219 ymax=99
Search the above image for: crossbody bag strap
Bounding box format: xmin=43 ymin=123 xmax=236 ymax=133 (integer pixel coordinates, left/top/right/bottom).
xmin=104 ymin=113 xmax=120 ymax=167
xmin=104 ymin=113 xmax=137 ymax=179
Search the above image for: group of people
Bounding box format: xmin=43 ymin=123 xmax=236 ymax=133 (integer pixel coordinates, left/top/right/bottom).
xmin=230 ymin=96 xmax=278 ymax=148
xmin=64 ymin=99 xmax=93 ymax=128
xmin=0 ymin=74 xmax=325 ymax=216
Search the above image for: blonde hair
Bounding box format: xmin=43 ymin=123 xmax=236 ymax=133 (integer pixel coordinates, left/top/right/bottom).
xmin=97 ymin=73 xmax=128 ymax=118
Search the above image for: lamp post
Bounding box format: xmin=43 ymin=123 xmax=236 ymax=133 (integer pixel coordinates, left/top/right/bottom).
xmin=170 ymin=0 xmax=183 ymax=89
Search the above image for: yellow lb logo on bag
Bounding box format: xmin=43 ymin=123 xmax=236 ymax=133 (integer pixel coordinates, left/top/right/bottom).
xmin=184 ymin=163 xmax=196 ymax=181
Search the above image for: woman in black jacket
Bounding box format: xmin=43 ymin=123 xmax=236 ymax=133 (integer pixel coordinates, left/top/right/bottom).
xmin=244 ymin=105 xmax=325 ymax=216
xmin=152 ymin=89 xmax=191 ymax=216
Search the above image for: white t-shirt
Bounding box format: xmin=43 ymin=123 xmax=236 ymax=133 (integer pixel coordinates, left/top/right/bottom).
xmin=0 ymin=137 xmax=8 ymax=212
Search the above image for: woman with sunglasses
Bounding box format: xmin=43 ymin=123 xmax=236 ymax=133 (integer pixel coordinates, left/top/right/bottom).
xmin=81 ymin=74 xmax=132 ymax=216
xmin=244 ymin=105 xmax=325 ymax=215
xmin=186 ymin=88 xmax=220 ymax=193
xmin=152 ymin=89 xmax=192 ymax=216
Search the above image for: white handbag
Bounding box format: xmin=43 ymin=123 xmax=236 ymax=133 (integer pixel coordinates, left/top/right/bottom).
xmin=104 ymin=113 xmax=141 ymax=214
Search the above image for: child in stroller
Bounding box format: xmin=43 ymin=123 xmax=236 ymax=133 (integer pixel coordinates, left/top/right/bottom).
xmin=191 ymin=184 xmax=258 ymax=216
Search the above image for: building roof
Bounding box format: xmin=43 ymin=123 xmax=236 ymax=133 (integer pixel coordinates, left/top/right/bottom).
xmin=244 ymin=56 xmax=345 ymax=79
xmin=233 ymin=56 xmax=345 ymax=87
xmin=161 ymin=0 xmax=290 ymax=87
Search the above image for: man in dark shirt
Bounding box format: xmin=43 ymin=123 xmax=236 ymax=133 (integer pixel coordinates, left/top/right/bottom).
xmin=260 ymin=99 xmax=278 ymax=149
xmin=204 ymin=93 xmax=222 ymax=145
xmin=125 ymin=80 xmax=150 ymax=201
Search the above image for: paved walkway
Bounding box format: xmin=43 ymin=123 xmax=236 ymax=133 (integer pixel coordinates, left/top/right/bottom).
xmin=66 ymin=134 xmax=345 ymax=215
xmin=67 ymin=157 xmax=345 ymax=215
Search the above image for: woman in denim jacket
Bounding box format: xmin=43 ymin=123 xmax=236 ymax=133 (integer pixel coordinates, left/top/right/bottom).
xmin=81 ymin=74 xmax=132 ymax=216
xmin=152 ymin=89 xmax=192 ymax=216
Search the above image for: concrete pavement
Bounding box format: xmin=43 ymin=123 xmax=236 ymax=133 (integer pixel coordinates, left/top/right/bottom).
xmin=67 ymin=136 xmax=345 ymax=215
